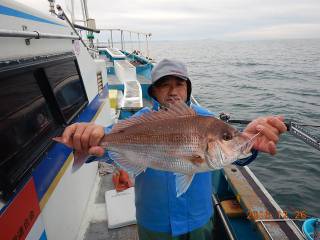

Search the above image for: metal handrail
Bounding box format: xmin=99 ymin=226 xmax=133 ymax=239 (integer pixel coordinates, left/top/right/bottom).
xmin=100 ymin=28 xmax=151 ymax=37
xmin=73 ymin=23 xmax=100 ymax=33
xmin=99 ymin=28 xmax=152 ymax=59
xmin=55 ymin=8 xmax=100 ymax=55
xmin=0 ymin=29 xmax=79 ymax=40
xmin=212 ymin=194 xmax=236 ymax=240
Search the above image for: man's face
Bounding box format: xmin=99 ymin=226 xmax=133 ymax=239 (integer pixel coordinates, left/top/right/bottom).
xmin=152 ymin=76 xmax=188 ymax=107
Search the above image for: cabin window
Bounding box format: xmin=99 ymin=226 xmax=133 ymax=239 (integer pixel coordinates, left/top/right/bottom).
xmin=0 ymin=68 xmax=58 ymax=197
xmin=44 ymin=59 xmax=87 ymax=123
xmin=0 ymin=53 xmax=87 ymax=199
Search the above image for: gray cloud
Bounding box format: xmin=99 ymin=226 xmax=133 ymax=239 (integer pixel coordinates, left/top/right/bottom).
xmin=14 ymin=0 xmax=320 ymax=40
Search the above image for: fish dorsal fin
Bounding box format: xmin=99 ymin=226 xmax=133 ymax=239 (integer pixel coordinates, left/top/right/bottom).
xmin=110 ymin=102 xmax=196 ymax=134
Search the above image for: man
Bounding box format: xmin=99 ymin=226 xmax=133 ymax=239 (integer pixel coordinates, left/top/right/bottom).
xmin=61 ymin=59 xmax=287 ymax=239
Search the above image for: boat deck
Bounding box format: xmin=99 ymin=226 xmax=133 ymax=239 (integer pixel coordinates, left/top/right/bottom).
xmin=84 ymin=221 xmax=138 ymax=240
xmin=83 ymin=173 xmax=139 ymax=240
xmin=108 ymin=73 xmax=151 ymax=85
xmin=137 ymin=74 xmax=151 ymax=84
xmin=108 ymin=74 xmax=122 ymax=85
xmin=81 ymin=56 xmax=305 ymax=240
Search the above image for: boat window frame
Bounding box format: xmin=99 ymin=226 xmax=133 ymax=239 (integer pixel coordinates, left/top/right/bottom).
xmin=0 ymin=52 xmax=88 ymax=200
xmin=38 ymin=54 xmax=89 ymax=125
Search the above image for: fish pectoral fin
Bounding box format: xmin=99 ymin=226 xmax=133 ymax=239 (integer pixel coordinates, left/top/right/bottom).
xmin=108 ymin=151 xmax=146 ymax=177
xmin=174 ymin=173 xmax=195 ymax=197
xmin=189 ymin=155 xmax=205 ymax=166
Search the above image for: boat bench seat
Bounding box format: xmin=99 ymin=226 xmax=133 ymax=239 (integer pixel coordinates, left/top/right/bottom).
xmin=220 ymin=199 xmax=246 ymax=218
xmin=222 ymin=165 xmax=305 ymax=240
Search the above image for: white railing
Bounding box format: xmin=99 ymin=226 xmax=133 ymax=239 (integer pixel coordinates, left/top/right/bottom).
xmin=98 ymin=29 xmax=152 ymax=60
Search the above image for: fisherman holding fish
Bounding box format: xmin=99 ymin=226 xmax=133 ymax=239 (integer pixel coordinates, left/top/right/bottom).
xmin=59 ymin=59 xmax=287 ymax=239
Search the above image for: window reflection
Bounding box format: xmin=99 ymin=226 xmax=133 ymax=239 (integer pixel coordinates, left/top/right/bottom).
xmin=45 ymin=60 xmax=87 ymax=122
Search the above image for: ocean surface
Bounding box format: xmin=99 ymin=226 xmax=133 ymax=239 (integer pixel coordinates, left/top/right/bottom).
xmin=150 ymin=39 xmax=320 ymax=218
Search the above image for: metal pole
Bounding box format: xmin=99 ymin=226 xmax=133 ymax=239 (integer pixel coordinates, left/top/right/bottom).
xmin=73 ymin=23 xmax=99 ymax=33
xmin=138 ymin=33 xmax=141 ymax=54
xmin=57 ymin=8 xmax=97 ymax=53
xmin=0 ymin=29 xmax=80 ymax=40
xmin=191 ymin=95 xmax=200 ymax=106
xmin=79 ymin=0 xmax=86 ymax=23
xmin=82 ymin=0 xmax=89 ymax=21
xmin=110 ymin=30 xmax=113 ymax=48
xmin=120 ymin=30 xmax=124 ymax=50
xmin=130 ymin=32 xmax=133 ymax=52
xmin=212 ymin=194 xmax=236 ymax=240
xmin=146 ymin=34 xmax=149 ymax=58
xmin=70 ymin=0 xmax=75 ymax=23
xmin=123 ymin=31 xmax=125 ymax=51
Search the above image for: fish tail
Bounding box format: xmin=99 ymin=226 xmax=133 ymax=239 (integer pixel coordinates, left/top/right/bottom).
xmin=53 ymin=136 xmax=87 ymax=172
xmin=52 ymin=136 xmax=63 ymax=143
xmin=72 ymin=151 xmax=89 ymax=172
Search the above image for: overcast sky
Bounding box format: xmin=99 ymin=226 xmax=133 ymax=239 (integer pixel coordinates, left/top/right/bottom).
xmin=15 ymin=0 xmax=320 ymax=41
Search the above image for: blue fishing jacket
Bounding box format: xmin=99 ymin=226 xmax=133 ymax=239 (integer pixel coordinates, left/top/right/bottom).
xmin=96 ymin=100 xmax=258 ymax=236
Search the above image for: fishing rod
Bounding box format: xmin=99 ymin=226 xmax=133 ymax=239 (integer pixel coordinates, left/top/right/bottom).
xmin=219 ymin=113 xmax=320 ymax=152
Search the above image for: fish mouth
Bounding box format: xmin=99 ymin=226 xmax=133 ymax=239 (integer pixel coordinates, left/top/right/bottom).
xmin=206 ymin=132 xmax=260 ymax=169
xmin=235 ymin=131 xmax=261 ymax=154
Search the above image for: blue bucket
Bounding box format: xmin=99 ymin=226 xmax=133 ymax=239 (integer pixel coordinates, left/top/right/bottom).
xmin=303 ymin=218 xmax=320 ymax=240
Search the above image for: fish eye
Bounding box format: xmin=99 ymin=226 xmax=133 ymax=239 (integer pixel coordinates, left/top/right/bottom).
xmin=222 ymin=132 xmax=233 ymax=141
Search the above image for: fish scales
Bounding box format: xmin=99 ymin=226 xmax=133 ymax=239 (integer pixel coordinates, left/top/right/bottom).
xmin=54 ymin=103 xmax=256 ymax=196
xmin=115 ymin=144 xmax=199 ymax=174
xmin=104 ymin=117 xmax=205 ymax=146
xmin=101 ymin=116 xmax=224 ymax=174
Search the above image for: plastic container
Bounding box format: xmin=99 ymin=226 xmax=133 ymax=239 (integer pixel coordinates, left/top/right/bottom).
xmin=303 ymin=218 xmax=320 ymax=240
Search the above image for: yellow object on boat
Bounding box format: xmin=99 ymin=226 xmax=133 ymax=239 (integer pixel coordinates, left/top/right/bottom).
xmin=221 ymin=199 xmax=245 ymax=218
xmin=109 ymin=89 xmax=118 ymax=109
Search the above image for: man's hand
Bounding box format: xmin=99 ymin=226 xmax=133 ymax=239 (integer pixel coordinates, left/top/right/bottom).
xmin=243 ymin=116 xmax=287 ymax=155
xmin=60 ymin=123 xmax=105 ymax=157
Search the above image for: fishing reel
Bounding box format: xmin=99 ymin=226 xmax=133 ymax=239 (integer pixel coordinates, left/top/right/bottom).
xmin=219 ymin=112 xmax=231 ymax=122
